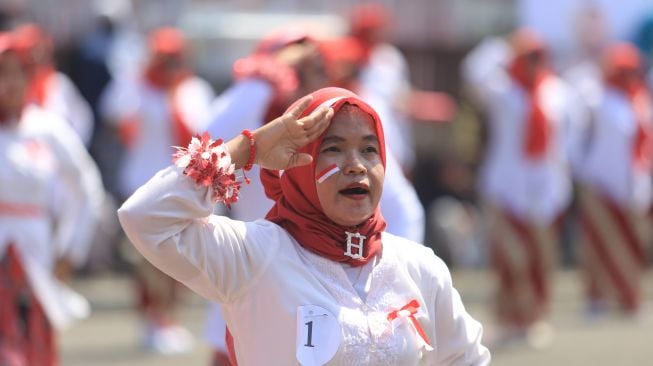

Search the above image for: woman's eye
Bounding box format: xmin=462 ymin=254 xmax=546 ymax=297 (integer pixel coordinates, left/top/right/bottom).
xmin=363 ymin=146 xmax=378 ymax=154
xmin=321 ymin=146 xmax=340 ymax=153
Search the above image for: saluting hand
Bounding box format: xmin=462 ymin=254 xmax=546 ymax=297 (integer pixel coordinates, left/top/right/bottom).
xmin=228 ymin=96 xmax=333 ymax=171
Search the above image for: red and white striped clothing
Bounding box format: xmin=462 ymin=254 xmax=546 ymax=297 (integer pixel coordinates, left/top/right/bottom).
xmin=577 ymin=187 xmax=649 ymax=311
xmin=463 ymin=37 xmax=575 ymax=330
xmin=487 ymin=206 xmax=558 ymax=327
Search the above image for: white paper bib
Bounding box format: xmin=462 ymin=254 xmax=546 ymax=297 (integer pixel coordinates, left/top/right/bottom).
xmin=296 ymin=304 xmax=341 ymax=366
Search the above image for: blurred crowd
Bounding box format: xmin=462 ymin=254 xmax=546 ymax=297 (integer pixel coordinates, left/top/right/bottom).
xmin=2 ymin=0 xmax=653 ymax=365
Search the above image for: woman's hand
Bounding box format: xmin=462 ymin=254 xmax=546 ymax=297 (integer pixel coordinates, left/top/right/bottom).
xmin=227 ymin=96 xmax=333 ymax=170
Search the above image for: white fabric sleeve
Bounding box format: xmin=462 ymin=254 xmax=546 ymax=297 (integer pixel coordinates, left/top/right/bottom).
xmin=427 ymin=256 xmax=491 ymax=366
xmin=461 ymin=37 xmax=512 ymax=107
xmin=380 ymin=152 xmax=425 ymax=243
xmin=43 ymin=113 xmax=104 ymax=266
xmin=174 ymin=77 xmax=215 ymax=133
xmin=45 ymin=73 xmax=95 ymax=147
xmin=117 ymin=165 xmax=280 ymax=304
xmin=203 ymin=78 xmax=274 ymax=138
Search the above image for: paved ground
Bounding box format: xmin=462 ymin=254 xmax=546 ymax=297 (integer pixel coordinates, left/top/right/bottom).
xmin=60 ymin=269 xmax=653 ymax=365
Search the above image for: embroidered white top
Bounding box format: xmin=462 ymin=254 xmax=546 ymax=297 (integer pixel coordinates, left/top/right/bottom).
xmin=118 ymin=166 xmax=490 ymax=366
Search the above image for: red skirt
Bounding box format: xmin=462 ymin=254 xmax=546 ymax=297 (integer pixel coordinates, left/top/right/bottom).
xmin=0 ymin=244 xmax=57 ymax=366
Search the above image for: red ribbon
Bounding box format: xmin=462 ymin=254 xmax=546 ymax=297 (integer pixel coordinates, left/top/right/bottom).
xmin=387 ymin=299 xmax=432 ymax=349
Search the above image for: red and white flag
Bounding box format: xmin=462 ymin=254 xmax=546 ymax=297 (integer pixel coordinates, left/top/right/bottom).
xmin=315 ymin=164 xmax=339 ymax=184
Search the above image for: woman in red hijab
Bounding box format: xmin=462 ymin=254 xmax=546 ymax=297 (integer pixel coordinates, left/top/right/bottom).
xmin=118 ymin=87 xmax=489 ymax=365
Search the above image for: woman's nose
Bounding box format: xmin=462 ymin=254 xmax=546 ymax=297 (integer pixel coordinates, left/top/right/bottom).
xmin=343 ymin=153 xmax=367 ymax=175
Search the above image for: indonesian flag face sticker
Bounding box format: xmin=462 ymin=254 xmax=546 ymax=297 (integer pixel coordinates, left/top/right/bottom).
xmin=315 ymin=164 xmax=340 ymax=184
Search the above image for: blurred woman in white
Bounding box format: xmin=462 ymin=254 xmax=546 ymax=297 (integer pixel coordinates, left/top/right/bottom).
xmin=462 ymin=29 xmax=578 ymax=346
xmin=575 ymin=43 xmax=652 ymax=318
xmin=0 ymin=33 xmax=103 ymax=366
xmin=100 ymin=27 xmax=214 ymax=354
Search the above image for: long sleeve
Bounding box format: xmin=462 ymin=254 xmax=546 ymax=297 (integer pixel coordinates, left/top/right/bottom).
xmin=203 ymin=78 xmax=274 ymax=137
xmin=461 ymin=37 xmax=512 ymax=108
xmin=427 ymin=257 xmax=490 ymax=366
xmin=175 ymin=76 xmax=215 ymax=133
xmin=117 ymin=165 xmax=280 ymax=304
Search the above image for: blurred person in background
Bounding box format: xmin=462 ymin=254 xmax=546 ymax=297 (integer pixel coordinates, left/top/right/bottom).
xmin=560 ymin=4 xmax=610 ymax=269
xmin=462 ymin=29 xmax=578 ymax=348
xmin=574 ymin=43 xmax=652 ymax=320
xmin=347 ymin=3 xmax=415 ymax=176
xmin=12 ymin=23 xmax=94 ymax=148
xmin=0 ymin=31 xmax=103 ymax=365
xmin=561 ymin=5 xmax=611 ymax=180
xmin=99 ymin=26 xmax=214 ymax=355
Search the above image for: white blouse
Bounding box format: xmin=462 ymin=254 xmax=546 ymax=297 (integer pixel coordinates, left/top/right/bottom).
xmin=118 ymin=166 xmax=489 ymax=365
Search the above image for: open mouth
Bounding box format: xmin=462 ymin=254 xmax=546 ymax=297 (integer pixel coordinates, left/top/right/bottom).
xmin=339 ymin=186 xmax=370 ymax=196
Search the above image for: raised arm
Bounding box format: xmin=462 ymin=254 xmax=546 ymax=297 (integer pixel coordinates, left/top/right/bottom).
xmin=118 ymin=96 xmax=333 ymax=303
xmin=461 ymin=36 xmax=512 ymax=107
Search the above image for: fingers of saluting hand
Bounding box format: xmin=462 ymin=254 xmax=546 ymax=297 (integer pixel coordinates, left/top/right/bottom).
xmin=301 ymin=106 xmax=333 ymax=140
xmin=286 ymin=95 xmax=314 ymax=119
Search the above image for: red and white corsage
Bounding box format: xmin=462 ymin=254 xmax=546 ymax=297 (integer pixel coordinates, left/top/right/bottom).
xmin=173 ymin=132 xmax=243 ymax=207
xmin=387 ymin=299 xmax=434 ymax=351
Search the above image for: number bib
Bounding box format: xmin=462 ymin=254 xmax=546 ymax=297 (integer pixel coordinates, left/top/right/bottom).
xmin=296 ymin=305 xmax=341 ymax=366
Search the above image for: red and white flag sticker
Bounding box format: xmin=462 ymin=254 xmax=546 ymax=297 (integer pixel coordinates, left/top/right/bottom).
xmin=315 ymin=164 xmax=340 ymax=184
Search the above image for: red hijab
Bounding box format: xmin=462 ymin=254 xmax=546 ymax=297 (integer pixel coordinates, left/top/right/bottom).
xmin=261 ymin=87 xmax=387 ymax=266
xmin=349 ymin=3 xmax=390 ymax=61
xmin=603 ymin=43 xmax=653 ymax=171
xmin=507 ymin=29 xmax=553 ymax=160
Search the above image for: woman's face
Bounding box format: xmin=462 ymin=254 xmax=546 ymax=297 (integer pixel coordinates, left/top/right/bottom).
xmin=315 ymin=105 xmax=384 ymax=227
